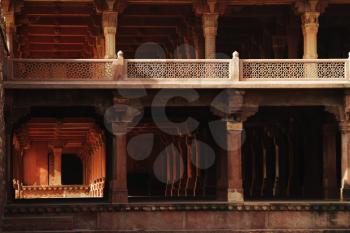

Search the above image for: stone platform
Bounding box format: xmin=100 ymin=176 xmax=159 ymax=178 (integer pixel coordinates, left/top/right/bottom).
xmin=2 ymin=202 xmax=350 ymax=232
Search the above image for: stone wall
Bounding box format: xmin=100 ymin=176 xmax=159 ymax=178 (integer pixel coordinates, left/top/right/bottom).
xmin=3 ymin=203 xmax=350 ymax=232
xmin=0 ymin=5 xmax=7 ymax=230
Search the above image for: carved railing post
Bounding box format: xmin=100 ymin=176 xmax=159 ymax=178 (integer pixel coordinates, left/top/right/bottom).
xmin=113 ymin=50 xmax=125 ymax=80
xmin=231 ymin=51 xmax=240 ymax=81
xmin=346 ymin=52 xmax=350 ymax=80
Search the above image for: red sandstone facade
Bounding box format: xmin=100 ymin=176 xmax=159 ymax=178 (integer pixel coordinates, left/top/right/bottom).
xmin=1 ymin=0 xmax=350 ymax=232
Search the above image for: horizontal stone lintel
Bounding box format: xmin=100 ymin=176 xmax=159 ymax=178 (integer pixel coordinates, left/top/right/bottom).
xmin=4 ymin=202 xmax=350 ymax=215
xmin=4 ymin=80 xmax=350 ymax=89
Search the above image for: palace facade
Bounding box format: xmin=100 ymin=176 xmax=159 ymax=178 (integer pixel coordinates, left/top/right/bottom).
xmin=1 ymin=0 xmax=350 ymax=232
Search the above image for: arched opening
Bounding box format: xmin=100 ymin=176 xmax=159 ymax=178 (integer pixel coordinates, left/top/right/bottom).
xmin=127 ymin=106 xmax=220 ymax=201
xmin=243 ymin=106 xmax=340 ymax=200
xmin=11 ymin=111 xmax=107 ymax=199
xmin=61 ymin=154 xmax=83 ymax=185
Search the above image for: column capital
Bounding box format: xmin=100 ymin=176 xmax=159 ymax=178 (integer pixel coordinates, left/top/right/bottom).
xmin=294 ymin=0 xmax=328 ymax=15
xmin=226 ymin=120 xmax=243 ymax=132
xmin=102 ymin=11 xmax=118 ymax=28
xmin=111 ymin=122 xmax=128 ymax=135
xmin=202 ymin=13 xmax=219 ymax=37
xmin=339 ymin=121 xmax=350 ymax=133
xmin=301 ymin=11 xmax=320 ymax=27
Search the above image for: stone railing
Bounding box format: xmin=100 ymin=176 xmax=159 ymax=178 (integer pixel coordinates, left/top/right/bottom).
xmin=8 ymin=59 xmax=115 ymax=80
xmin=5 ymin=51 xmax=350 ymax=84
xmin=241 ymin=59 xmax=348 ymax=81
xmin=12 ymin=179 xmax=105 ymax=199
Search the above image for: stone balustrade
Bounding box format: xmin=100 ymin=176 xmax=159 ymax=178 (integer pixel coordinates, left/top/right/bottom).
xmin=5 ymin=52 xmax=350 ymax=87
xmin=12 ymin=179 xmax=105 ymax=199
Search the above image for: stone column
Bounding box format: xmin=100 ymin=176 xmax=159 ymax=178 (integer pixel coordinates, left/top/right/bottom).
xmin=4 ymin=11 xmax=15 ymax=57
xmin=110 ymin=121 xmax=128 ymax=203
xmin=102 ymin=11 xmax=118 ymax=59
xmin=226 ymin=120 xmax=244 ymax=202
xmin=301 ymin=11 xmax=319 ymax=59
xmin=202 ymin=13 xmax=218 ymax=59
xmin=322 ymin=124 xmax=338 ymax=199
xmin=340 ymin=121 xmax=350 ymax=200
xmin=53 ymin=147 xmax=62 ymax=185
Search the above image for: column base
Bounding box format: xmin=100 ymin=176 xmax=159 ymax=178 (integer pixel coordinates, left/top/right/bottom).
xmin=341 ymin=188 xmax=350 ymax=201
xmin=110 ymin=189 xmax=128 ymax=203
xmin=227 ymin=189 xmax=244 ymax=203
xmin=110 ymin=180 xmax=128 ymax=203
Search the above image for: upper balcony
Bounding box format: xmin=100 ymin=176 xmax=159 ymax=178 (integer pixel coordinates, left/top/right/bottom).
xmin=4 ymin=52 xmax=350 ymax=89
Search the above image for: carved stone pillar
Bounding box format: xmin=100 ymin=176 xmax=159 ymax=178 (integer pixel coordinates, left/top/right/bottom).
xmin=0 ymin=48 xmax=6 ymax=223
xmin=4 ymin=11 xmax=15 ymax=57
xmin=110 ymin=121 xmax=128 ymax=203
xmin=301 ymin=11 xmax=319 ymax=59
xmin=53 ymin=147 xmax=62 ymax=185
xmin=202 ymin=13 xmax=218 ymax=59
xmin=322 ymin=124 xmax=338 ymax=199
xmin=102 ymin=11 xmax=118 ymax=59
xmin=226 ymin=120 xmax=244 ymax=202
xmin=340 ymin=121 xmax=350 ymax=200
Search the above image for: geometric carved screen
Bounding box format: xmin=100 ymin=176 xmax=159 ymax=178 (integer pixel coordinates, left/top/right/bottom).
xmin=127 ymin=60 xmax=230 ymax=79
xmin=242 ymin=60 xmax=346 ymax=80
xmin=11 ymin=60 xmax=114 ymax=80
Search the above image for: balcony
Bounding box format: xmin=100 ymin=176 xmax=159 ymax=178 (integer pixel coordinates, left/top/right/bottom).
xmin=4 ymin=52 xmax=350 ymax=89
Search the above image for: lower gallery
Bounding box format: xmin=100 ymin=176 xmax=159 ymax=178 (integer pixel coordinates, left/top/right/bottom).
xmin=2 ymin=89 xmax=350 ymax=232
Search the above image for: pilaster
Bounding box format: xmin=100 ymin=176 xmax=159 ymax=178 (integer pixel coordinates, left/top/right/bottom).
xmin=109 ymin=97 xmax=142 ymax=203
xmin=339 ymin=121 xmax=350 ymax=200
xmin=102 ymin=11 xmax=118 ymax=59
xmin=301 ymin=11 xmax=319 ymax=59
xmin=202 ymin=13 xmax=218 ymax=59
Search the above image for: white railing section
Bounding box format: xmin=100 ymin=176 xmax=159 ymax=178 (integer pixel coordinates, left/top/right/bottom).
xmin=241 ymin=59 xmax=348 ymax=80
xmin=9 ymin=59 xmax=115 ymax=80
xmin=6 ymin=51 xmax=350 ymax=82
xmin=126 ymin=59 xmax=231 ymax=80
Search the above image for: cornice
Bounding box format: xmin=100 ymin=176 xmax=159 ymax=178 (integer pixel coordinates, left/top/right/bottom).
xmin=5 ymin=202 xmax=350 ymax=215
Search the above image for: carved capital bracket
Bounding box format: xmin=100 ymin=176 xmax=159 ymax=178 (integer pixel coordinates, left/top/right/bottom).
xmin=294 ymin=0 xmax=328 ymax=15
xmin=193 ymin=0 xmax=227 ymax=16
xmin=102 ymin=11 xmax=118 ymax=28
xmin=107 ymin=96 xmax=143 ymax=136
xmin=210 ymin=90 xmax=258 ymax=123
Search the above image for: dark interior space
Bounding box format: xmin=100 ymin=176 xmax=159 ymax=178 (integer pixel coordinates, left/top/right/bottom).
xmin=243 ymin=106 xmax=340 ymax=200
xmin=61 ymin=154 xmax=83 ymax=185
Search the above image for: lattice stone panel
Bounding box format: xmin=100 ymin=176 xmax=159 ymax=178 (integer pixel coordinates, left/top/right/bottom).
xmin=12 ymin=61 xmax=114 ymax=80
xmin=127 ymin=61 xmax=230 ymax=79
xmin=242 ymin=61 xmax=346 ymax=80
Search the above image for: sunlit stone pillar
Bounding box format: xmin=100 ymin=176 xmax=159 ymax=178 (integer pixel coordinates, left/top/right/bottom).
xmin=102 ymin=11 xmax=118 ymax=59
xmin=110 ymin=121 xmax=128 ymax=203
xmin=226 ymin=120 xmax=244 ymax=202
xmin=301 ymin=11 xmax=319 ymax=59
xmin=4 ymin=11 xmax=15 ymax=57
xmin=340 ymin=121 xmax=350 ymax=200
xmin=202 ymin=13 xmax=218 ymax=59
xmin=53 ymin=147 xmax=62 ymax=185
